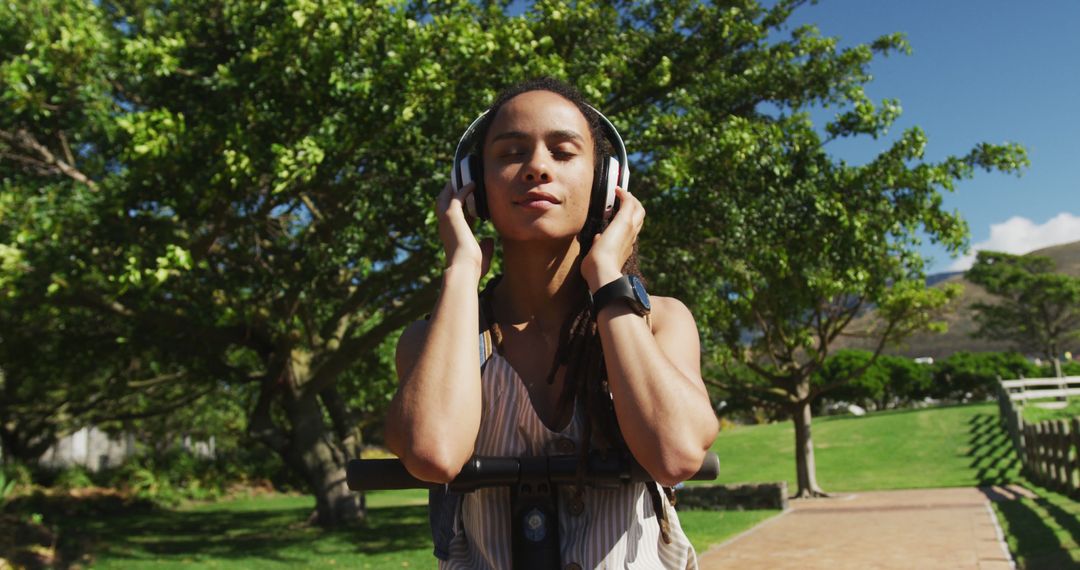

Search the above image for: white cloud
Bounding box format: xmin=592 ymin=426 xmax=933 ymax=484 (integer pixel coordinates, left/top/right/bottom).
xmin=947 ymin=212 xmax=1080 ymax=271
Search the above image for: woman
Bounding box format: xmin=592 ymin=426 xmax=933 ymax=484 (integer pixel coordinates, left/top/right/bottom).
xmin=385 ymin=78 xmax=719 ymax=568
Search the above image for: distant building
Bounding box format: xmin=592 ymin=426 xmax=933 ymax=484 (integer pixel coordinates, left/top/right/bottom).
xmin=38 ymin=427 xmax=216 ymax=472
xmin=39 ymin=426 xmax=135 ymax=472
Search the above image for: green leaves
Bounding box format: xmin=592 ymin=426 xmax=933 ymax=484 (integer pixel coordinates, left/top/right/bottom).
xmin=967 ymin=251 xmax=1080 ymax=363
xmin=117 ymin=109 xmax=186 ymax=158
xmin=271 ymin=136 xmax=325 ymax=195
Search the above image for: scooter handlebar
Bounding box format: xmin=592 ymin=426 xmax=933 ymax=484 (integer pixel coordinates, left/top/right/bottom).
xmin=347 ymin=451 xmax=719 ymax=492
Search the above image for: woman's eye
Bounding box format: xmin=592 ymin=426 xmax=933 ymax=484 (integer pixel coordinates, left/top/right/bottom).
xmin=553 ymin=150 xmax=575 ymax=160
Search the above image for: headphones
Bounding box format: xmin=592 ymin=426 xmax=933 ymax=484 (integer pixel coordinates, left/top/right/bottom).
xmin=451 ymin=103 xmax=630 ymax=222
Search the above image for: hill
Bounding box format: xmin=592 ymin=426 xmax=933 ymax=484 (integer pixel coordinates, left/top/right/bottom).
xmin=837 ymin=240 xmax=1080 ymax=359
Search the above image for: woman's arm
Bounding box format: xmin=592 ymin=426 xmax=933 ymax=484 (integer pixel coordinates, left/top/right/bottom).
xmin=384 ymin=182 xmax=491 ymax=483
xmin=594 ymin=295 xmax=718 ymax=487
xmin=582 ymin=186 xmax=719 ymax=486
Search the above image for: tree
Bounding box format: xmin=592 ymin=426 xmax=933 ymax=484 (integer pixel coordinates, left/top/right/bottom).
xmin=637 ymin=17 xmax=1027 ymax=495
xmin=1 ymin=0 xmax=1026 ymax=517
xmin=967 ymin=251 xmax=1080 ymax=378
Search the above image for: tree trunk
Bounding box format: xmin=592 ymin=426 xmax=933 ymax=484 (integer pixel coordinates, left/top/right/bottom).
xmin=1053 ymin=355 xmax=1066 ymax=401
xmin=283 ymin=392 xmax=366 ymax=527
xmin=791 ymin=385 xmax=827 ymax=498
xmin=248 ymin=347 xmax=371 ymax=527
xmin=0 ymin=423 xmax=55 ymax=464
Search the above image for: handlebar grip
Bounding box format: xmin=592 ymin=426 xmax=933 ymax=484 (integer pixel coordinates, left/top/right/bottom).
xmin=690 ymin=452 xmax=720 ymax=481
xmin=346 ymin=458 xmax=437 ymax=491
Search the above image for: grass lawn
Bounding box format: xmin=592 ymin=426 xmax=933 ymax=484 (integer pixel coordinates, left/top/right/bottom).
xmin=55 ymin=490 xmax=433 ymax=569
xmin=702 ymin=402 xmax=1020 ymax=491
xmin=677 ymin=509 xmax=778 ymax=552
xmin=1021 ymin=398 xmax=1080 ymax=424
xmin=38 ymin=487 xmax=772 ymax=568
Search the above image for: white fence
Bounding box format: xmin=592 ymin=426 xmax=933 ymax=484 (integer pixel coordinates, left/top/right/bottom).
xmin=1000 ymin=376 xmax=1080 ymax=403
xmin=997 ymin=376 xmax=1080 ymax=494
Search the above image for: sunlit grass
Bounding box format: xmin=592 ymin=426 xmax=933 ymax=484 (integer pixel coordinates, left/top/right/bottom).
xmin=1021 ymin=398 xmax=1080 ymax=424
xmin=701 ymin=402 xmax=1020 ymax=491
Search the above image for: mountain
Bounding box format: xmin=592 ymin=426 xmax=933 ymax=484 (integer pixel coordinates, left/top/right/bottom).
xmin=835 ymin=240 xmax=1080 ymax=359
xmin=925 ymin=271 xmax=963 ymax=287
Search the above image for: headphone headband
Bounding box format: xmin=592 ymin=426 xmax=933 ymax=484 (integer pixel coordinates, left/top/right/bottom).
xmin=584 ymin=103 xmax=630 ymax=196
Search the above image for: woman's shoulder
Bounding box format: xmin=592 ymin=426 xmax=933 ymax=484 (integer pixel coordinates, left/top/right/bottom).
xmin=646 ymin=295 xmax=696 ymax=335
xmin=394 ymin=313 xmax=489 ymax=375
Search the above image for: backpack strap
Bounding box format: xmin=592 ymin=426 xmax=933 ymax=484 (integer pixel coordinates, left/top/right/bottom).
xmin=429 ymin=485 xmax=461 ymax=560
xmin=478 ymin=327 xmax=495 ymax=368
xmin=478 ymin=274 xmax=503 ymax=365
xmin=646 ymin=481 xmax=674 ymax=545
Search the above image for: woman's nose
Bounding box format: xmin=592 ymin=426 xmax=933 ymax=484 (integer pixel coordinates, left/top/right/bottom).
xmin=522 ymin=149 xmax=551 ymax=182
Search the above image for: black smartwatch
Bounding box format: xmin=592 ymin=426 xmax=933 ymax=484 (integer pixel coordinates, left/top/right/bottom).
xmin=591 ymin=275 xmax=651 ymax=316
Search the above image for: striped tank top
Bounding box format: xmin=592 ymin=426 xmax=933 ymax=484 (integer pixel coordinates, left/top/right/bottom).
xmin=435 ymin=329 xmax=698 ymax=569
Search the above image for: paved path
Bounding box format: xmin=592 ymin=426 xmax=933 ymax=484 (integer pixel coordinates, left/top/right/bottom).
xmin=697 ymin=486 xmax=1035 ymax=570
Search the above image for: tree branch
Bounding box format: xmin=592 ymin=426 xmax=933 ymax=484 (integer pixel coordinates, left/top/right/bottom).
xmin=304 ymin=280 xmax=439 ymax=397
xmin=0 ymin=129 xmax=98 ymax=190
xmin=321 ymin=254 xmax=432 ymax=342
xmin=89 ymin=385 xmax=216 ymax=423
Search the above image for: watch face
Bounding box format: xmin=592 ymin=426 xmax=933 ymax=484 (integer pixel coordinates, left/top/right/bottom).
xmin=629 ymin=275 xmax=651 ymax=312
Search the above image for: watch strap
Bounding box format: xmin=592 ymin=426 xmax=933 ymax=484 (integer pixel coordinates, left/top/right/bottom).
xmin=592 ymin=275 xmax=647 ymax=316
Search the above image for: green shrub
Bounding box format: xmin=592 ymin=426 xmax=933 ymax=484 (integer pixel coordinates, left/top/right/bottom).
xmin=103 ymin=451 xmax=215 ymax=504
xmin=931 ymin=351 xmax=1038 ymax=401
xmin=813 ymin=350 xmax=933 ymax=412
xmin=1 ymin=461 xmax=33 ymax=489
xmin=1037 ymin=359 xmax=1080 ymax=377
xmin=0 ymin=471 xmax=15 ymax=504
xmin=53 ymin=466 xmax=95 ymax=490
xmin=95 ymin=443 xmax=296 ymax=505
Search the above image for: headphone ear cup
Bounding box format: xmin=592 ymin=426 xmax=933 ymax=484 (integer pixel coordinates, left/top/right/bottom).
xmin=591 ymin=155 xmax=611 ymax=220
xmin=466 ymin=154 xmax=488 ymax=220
xmin=602 ymin=156 xmax=620 ymax=220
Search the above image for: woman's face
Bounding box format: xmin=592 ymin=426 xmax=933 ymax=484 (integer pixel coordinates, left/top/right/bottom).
xmin=482 ymin=90 xmax=596 ymax=242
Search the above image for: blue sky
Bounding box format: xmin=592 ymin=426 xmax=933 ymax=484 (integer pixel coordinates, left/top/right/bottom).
xmin=781 ymin=0 xmax=1080 ymax=273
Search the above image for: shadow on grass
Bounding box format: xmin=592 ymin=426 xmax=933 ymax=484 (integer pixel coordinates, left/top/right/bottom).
xmin=10 ymin=493 xmax=431 ymax=566
xmin=969 ymin=412 xmax=1080 ymax=568
xmin=967 ymin=413 xmax=1020 ymax=485
xmin=985 ymin=489 xmax=1080 ymax=569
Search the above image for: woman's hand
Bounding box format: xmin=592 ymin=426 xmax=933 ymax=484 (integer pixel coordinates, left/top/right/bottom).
xmin=581 ymin=186 xmax=644 ymax=292
xmin=436 ymin=181 xmax=493 ymax=278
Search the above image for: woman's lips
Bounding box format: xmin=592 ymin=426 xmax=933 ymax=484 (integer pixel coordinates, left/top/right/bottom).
xmin=516 ymin=191 xmax=560 ymax=210
xmin=517 ymin=198 xmax=558 ymax=210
